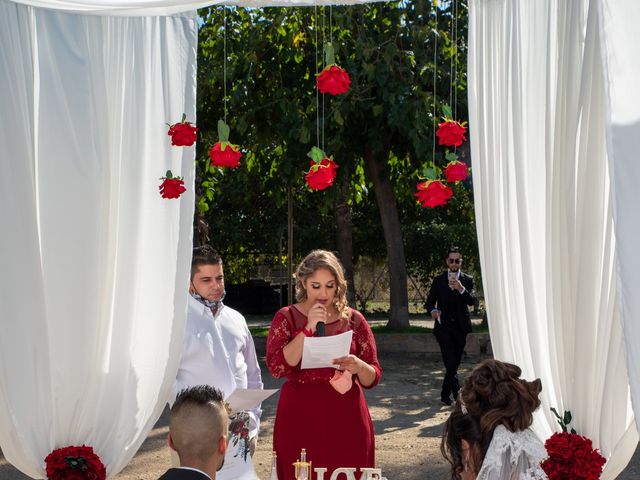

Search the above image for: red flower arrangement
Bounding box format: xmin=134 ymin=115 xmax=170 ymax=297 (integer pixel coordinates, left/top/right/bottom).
xmin=443 ymin=160 xmax=468 ymax=183
xmin=45 ymin=445 xmax=106 ymax=480
xmin=436 ymin=120 xmax=467 ymax=147
xmin=305 ymin=147 xmax=338 ymax=191
xmin=167 ymin=114 xmax=198 ymax=147
xmin=541 ymin=409 xmax=606 ymax=480
xmin=159 ymin=170 xmax=186 ymax=199
xmin=209 ymin=120 xmax=242 ymax=169
xmin=415 ymin=179 xmax=453 ymax=208
xmin=316 ymin=42 xmax=351 ymax=96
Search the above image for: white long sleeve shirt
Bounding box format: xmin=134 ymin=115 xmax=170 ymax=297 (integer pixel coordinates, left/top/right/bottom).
xmin=172 ymin=295 xmax=263 ymax=480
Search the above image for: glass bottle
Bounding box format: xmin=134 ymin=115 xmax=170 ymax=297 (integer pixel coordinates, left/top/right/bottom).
xmin=270 ymin=451 xmax=279 ymax=480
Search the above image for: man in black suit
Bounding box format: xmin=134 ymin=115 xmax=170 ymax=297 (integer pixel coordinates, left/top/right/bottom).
xmin=159 ymin=385 xmax=228 ymax=480
xmin=426 ymin=246 xmax=476 ymax=406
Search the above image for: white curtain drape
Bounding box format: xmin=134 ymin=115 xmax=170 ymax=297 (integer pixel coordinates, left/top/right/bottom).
xmin=0 ymin=1 xmax=197 ymax=478
xmin=599 ymin=0 xmax=640 ymax=444
xmin=468 ymin=0 xmax=638 ymax=478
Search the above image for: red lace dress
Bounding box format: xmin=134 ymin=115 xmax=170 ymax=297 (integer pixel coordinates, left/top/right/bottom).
xmin=266 ymin=306 xmax=382 ymax=480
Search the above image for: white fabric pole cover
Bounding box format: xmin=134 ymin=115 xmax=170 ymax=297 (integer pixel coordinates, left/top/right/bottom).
xmin=599 ymin=0 xmax=640 ymax=438
xmin=0 ymin=1 xmax=197 ymax=477
xmin=468 ymin=0 xmax=638 ymax=477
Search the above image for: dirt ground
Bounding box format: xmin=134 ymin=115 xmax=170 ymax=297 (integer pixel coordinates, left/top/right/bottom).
xmin=1 ymin=353 xmax=638 ymax=479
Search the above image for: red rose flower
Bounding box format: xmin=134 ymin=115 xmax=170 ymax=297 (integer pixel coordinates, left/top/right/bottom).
xmin=316 ymin=65 xmax=351 ymax=96
xmin=541 ymin=432 xmax=606 ymax=480
xmin=443 ymin=160 xmax=468 ymax=183
xmin=209 ymin=142 xmax=242 ymax=169
xmin=45 ymin=445 xmax=106 ymax=480
xmin=159 ymin=171 xmax=186 ymax=199
xmin=306 ymin=158 xmax=339 ymax=190
xmin=167 ymin=115 xmax=198 ymax=147
xmin=415 ymin=180 xmax=453 ymax=208
xmin=436 ymin=120 xmax=467 ymax=147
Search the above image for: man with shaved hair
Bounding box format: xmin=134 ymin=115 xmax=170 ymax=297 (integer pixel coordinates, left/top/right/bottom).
xmin=159 ymin=385 xmax=229 ymax=480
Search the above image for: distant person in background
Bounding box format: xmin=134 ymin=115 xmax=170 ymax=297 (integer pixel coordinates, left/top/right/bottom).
xmin=426 ymin=246 xmax=475 ymax=406
xmin=172 ymin=245 xmax=263 ymax=480
xmin=160 ymin=385 xmax=228 ymax=480
xmin=266 ymin=249 xmax=382 ymax=480
xmin=441 ymin=359 xmax=547 ymax=480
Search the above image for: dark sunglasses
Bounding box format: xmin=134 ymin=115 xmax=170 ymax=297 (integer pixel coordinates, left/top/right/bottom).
xmin=447 ymin=258 xmax=462 ymax=264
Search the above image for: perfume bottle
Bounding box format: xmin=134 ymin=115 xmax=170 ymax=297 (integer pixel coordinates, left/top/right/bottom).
xmin=293 ymin=448 xmax=310 ymax=480
xmin=270 ymin=451 xmax=279 ymax=480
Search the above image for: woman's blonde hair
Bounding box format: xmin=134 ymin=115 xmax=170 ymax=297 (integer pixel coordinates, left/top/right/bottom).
xmin=294 ymin=249 xmax=349 ymax=317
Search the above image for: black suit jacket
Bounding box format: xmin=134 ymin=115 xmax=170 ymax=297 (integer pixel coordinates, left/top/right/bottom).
xmin=425 ymin=271 xmax=475 ymax=335
xmin=157 ymin=468 xmax=211 ymax=480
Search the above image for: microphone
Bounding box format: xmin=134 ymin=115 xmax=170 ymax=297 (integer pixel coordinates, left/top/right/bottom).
xmin=316 ymin=321 xmax=325 ymax=337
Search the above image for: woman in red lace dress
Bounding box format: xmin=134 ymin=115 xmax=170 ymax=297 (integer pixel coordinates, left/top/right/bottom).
xmin=266 ymin=250 xmax=382 ymax=480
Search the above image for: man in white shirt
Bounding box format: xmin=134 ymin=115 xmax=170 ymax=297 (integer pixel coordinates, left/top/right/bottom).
xmin=172 ymin=245 xmax=263 ymax=480
xmin=160 ymin=385 xmax=228 ymax=480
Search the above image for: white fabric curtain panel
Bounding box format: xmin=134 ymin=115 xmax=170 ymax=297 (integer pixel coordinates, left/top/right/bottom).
xmin=468 ymin=0 xmax=638 ymax=477
xmin=600 ymin=0 xmax=640 ymax=442
xmin=0 ymin=1 xmax=197 ymax=478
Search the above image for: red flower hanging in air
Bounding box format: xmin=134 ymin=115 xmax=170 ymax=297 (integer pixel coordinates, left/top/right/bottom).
xmin=208 ymin=119 xmax=242 ymax=169
xmin=209 ymin=142 xmax=242 ymax=169
xmin=443 ymin=160 xmax=468 ymax=183
xmin=315 ymin=42 xmax=350 ymax=96
xmin=167 ymin=114 xmax=198 ymax=147
xmin=415 ymin=179 xmax=453 ymax=208
xmin=159 ymin=170 xmax=186 ymax=199
xmin=436 ymin=120 xmax=467 ymax=147
xmin=305 ymin=147 xmax=339 ymax=191
xmin=45 ymin=445 xmax=106 ymax=480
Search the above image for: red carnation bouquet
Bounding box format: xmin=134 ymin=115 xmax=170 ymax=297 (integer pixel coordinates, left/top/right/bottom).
xmin=167 ymin=114 xmax=198 ymax=147
xmin=209 ymin=119 xmax=242 ymax=169
xmin=45 ymin=445 xmax=106 ymax=480
xmin=316 ymin=43 xmax=351 ymax=96
xmin=541 ymin=409 xmax=606 ymax=480
xmin=305 ymin=146 xmax=338 ymax=191
xmin=159 ymin=170 xmax=187 ymax=199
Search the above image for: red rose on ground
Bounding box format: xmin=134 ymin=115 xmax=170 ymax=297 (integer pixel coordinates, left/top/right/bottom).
xmin=415 ymin=180 xmax=453 ymax=208
xmin=209 ymin=142 xmax=242 ymax=168
xmin=167 ymin=117 xmax=198 ymax=147
xmin=45 ymin=445 xmax=106 ymax=480
xmin=306 ymin=158 xmax=339 ymax=190
xmin=316 ymin=65 xmax=351 ymax=96
xmin=443 ymin=160 xmax=468 ymax=183
xmin=159 ymin=172 xmax=186 ymax=199
xmin=436 ymin=120 xmax=467 ymax=147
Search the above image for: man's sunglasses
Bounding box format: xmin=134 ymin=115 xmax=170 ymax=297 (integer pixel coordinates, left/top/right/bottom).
xmin=447 ymin=258 xmax=462 ymax=264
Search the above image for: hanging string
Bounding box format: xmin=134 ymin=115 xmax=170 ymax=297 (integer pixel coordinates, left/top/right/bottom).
xmin=453 ymin=0 xmax=458 ymax=119
xmin=448 ymin=0 xmax=454 ymax=110
xmin=432 ymin=0 xmax=439 ymax=165
xmin=223 ymin=6 xmax=227 ymax=124
xmin=321 ymin=6 xmax=326 ymax=152
xmin=315 ymin=3 xmax=320 ymax=148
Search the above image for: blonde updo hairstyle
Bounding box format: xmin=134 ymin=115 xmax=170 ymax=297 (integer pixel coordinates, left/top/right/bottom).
xmin=294 ymin=249 xmax=349 ymax=318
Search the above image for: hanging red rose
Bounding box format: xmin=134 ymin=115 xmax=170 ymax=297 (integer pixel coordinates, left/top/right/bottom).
xmin=305 ymin=147 xmax=339 ymax=191
xmin=436 ymin=120 xmax=467 ymax=147
xmin=159 ymin=170 xmax=186 ymax=199
xmin=316 ymin=65 xmax=351 ymax=96
xmin=45 ymin=445 xmax=106 ymax=480
xmin=443 ymin=160 xmax=468 ymax=183
xmin=415 ymin=180 xmax=453 ymax=208
xmin=209 ymin=142 xmax=242 ymax=168
xmin=167 ymin=114 xmax=198 ymax=147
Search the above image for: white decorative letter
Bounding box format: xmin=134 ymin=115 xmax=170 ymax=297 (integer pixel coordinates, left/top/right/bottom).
xmin=314 ymin=468 xmax=328 ymax=480
xmin=359 ymin=468 xmax=382 ymax=480
xmin=329 ymin=468 xmax=357 ymax=480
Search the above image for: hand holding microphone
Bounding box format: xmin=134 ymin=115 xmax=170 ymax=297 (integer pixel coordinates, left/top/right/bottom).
xmin=307 ymin=302 xmax=327 ymax=336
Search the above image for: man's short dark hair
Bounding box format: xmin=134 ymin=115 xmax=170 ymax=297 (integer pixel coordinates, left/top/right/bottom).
xmin=191 ymin=245 xmax=223 ymax=279
xmin=172 ymin=384 xmax=225 ymax=413
xmin=448 ymin=246 xmax=461 ymax=256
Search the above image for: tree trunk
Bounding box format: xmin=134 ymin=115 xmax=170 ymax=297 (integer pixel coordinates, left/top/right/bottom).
xmin=363 ymin=147 xmax=410 ymax=328
xmin=335 ymin=171 xmax=356 ymax=307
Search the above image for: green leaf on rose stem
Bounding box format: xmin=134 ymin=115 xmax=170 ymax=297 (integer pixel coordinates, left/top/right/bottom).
xmin=445 ymin=152 xmax=459 ymax=162
xmin=218 ymin=119 xmax=230 ymax=143
xmin=563 ymin=410 xmax=572 ymax=426
xmin=550 ymin=407 xmax=562 ymax=421
xmin=570 ymin=428 xmax=577 ymax=434
xmin=324 ymin=42 xmax=336 ymax=67
xmin=442 ymin=105 xmax=453 ymax=120
xmin=423 ymin=166 xmax=437 ymax=180
xmin=181 ymin=113 xmax=186 ymax=123
xmin=307 ymin=146 xmax=326 ymax=163
xmin=165 ymin=170 xmax=173 ymax=179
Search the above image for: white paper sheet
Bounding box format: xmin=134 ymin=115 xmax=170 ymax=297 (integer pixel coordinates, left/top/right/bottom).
xmin=225 ymin=388 xmax=278 ymax=413
xmin=301 ymin=330 xmax=353 ymax=369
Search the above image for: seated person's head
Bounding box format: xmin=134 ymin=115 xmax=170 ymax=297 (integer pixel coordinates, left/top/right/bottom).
xmin=441 ymin=359 xmax=542 ymax=478
xmin=169 ymin=385 xmax=228 ymax=472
